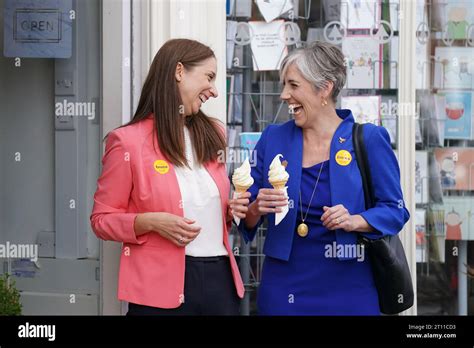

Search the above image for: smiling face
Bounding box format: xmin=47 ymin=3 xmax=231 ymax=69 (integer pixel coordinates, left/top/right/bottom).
xmin=280 ymin=64 xmax=332 ymax=128
xmin=176 ymin=57 xmax=218 ymax=116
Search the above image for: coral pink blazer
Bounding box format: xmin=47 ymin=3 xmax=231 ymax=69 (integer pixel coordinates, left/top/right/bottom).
xmin=90 ymin=116 xmax=244 ymax=308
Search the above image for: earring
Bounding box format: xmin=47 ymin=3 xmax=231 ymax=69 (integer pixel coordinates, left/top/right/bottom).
xmin=322 ymin=98 xmax=328 ymax=107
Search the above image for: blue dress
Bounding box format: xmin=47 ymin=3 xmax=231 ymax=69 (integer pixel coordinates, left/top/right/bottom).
xmin=257 ymin=160 xmax=380 ymax=315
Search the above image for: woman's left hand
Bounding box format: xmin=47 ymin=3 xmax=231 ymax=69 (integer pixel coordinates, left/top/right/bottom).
xmin=321 ymin=204 xmax=357 ymax=232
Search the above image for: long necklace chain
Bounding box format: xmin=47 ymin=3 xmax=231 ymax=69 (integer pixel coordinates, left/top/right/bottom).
xmin=299 ymin=158 xmax=326 ymax=223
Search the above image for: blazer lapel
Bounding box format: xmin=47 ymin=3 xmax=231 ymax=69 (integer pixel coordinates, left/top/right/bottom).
xmin=261 ymin=122 xmax=302 ymax=259
xmin=143 ymin=118 xmax=184 ymax=217
xmin=329 ymin=110 xmax=364 ymax=259
xmin=281 ymin=123 xmax=303 ymax=230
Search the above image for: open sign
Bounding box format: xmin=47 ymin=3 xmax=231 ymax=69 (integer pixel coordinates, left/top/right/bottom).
xmin=4 ymin=0 xmax=72 ymax=58
xmin=14 ymin=9 xmax=61 ymax=43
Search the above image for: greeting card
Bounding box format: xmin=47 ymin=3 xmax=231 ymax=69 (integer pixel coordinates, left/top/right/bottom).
xmin=415 ymin=209 xmax=427 ymax=262
xmin=340 ymin=0 xmax=380 ymax=30
xmin=256 ymin=0 xmax=293 ymax=23
xmin=249 ymin=20 xmax=288 ymax=71
xmin=342 ymin=36 xmax=382 ymax=89
xmin=433 ymin=147 xmax=474 ymax=191
xmin=341 ymin=95 xmax=381 ymax=125
xmin=434 ymin=47 xmax=474 ymax=89
xmin=416 ymin=151 xmax=429 ymax=204
xmin=433 ymin=197 xmax=474 ymax=240
xmin=441 ymin=91 xmax=473 ymax=140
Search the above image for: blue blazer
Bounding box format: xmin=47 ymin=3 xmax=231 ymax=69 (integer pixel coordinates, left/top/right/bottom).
xmin=238 ymin=109 xmax=410 ymax=261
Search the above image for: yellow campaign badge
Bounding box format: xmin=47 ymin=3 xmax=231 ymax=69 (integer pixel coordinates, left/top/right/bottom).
xmin=335 ymin=150 xmax=352 ymax=166
xmin=154 ymin=160 xmax=169 ymax=174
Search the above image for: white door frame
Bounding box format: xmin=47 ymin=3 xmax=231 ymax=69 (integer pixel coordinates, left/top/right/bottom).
xmin=398 ymin=0 xmax=417 ymax=315
xmin=100 ymin=0 xmax=133 ymax=315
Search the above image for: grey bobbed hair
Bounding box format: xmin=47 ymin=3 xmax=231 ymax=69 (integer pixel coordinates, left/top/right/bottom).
xmin=280 ymin=41 xmax=347 ymax=103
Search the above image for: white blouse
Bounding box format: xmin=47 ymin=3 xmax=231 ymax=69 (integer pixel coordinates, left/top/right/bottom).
xmin=174 ymin=126 xmax=228 ymax=257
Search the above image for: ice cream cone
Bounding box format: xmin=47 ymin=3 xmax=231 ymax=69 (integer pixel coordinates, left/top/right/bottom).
xmin=270 ymin=180 xmax=288 ymax=190
xmin=268 ymin=154 xmax=289 ymax=189
xmin=268 ymin=154 xmax=290 ymax=226
xmin=232 ymin=158 xmax=254 ymax=193
xmin=231 ymin=159 xmax=254 ymax=226
xmin=235 ymin=184 xmax=251 ymax=194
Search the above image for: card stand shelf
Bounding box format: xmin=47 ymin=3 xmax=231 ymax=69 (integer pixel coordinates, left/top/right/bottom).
xmin=430 ymin=55 xmax=474 ymax=91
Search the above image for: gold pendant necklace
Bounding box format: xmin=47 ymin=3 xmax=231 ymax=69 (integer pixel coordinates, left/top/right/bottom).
xmin=298 ymin=158 xmax=326 ymax=238
xmin=297 ymin=222 xmax=309 ymax=237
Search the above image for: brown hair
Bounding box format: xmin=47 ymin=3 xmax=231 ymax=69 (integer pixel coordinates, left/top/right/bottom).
xmin=122 ymin=38 xmax=226 ymax=167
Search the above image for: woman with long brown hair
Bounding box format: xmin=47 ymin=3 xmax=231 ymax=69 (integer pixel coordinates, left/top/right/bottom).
xmin=90 ymin=39 xmax=248 ymax=315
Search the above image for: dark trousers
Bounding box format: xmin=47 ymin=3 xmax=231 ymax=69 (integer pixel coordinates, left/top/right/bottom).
xmin=126 ymin=255 xmax=241 ymax=316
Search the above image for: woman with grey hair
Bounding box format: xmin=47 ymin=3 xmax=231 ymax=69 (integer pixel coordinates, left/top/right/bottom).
xmin=232 ymin=41 xmax=410 ymax=315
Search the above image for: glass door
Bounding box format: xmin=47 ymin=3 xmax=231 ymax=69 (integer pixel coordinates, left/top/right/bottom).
xmin=415 ymin=0 xmax=474 ymax=315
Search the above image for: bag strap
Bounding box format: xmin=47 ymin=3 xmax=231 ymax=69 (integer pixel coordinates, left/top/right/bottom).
xmin=352 ymin=123 xmax=375 ymax=210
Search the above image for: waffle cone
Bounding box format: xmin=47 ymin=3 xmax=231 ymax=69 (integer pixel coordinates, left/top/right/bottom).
xmin=234 ymin=184 xmax=251 ymax=193
xmin=270 ymin=180 xmax=288 ymax=190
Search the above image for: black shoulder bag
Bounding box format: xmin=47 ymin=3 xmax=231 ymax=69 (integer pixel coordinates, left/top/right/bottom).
xmin=352 ymin=122 xmax=414 ymax=315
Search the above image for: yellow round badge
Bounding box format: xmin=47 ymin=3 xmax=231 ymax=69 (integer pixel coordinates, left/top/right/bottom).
xmin=335 ymin=150 xmax=352 ymax=166
xmin=154 ymin=160 xmax=169 ymax=174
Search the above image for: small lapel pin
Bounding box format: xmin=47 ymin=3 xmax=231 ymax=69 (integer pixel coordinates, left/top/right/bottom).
xmin=338 ymin=137 xmax=346 ymax=144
